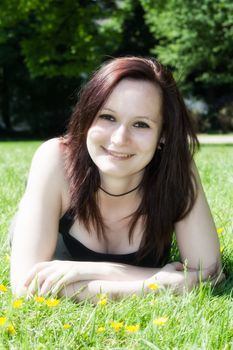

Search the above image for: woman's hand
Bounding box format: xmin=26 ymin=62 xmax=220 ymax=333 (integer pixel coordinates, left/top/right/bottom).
xmin=148 ymin=262 xmax=225 ymax=292
xmin=150 ymin=262 xmax=198 ymax=291
xmin=22 ymin=260 xmax=91 ymax=296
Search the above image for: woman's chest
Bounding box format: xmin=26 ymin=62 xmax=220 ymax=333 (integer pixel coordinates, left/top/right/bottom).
xmin=68 ymin=215 xmax=143 ymax=254
xmin=61 ymin=185 xmax=143 ymax=254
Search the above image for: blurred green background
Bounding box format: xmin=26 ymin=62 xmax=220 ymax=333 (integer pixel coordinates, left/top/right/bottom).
xmin=0 ymin=0 xmax=233 ymax=138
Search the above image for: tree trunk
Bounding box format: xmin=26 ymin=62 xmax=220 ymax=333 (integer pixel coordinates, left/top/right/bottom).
xmin=1 ymin=64 xmax=12 ymax=131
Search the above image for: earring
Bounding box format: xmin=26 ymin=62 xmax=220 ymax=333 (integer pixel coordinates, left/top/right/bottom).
xmin=157 ymin=137 xmax=165 ymax=150
xmin=157 ymin=142 xmax=164 ymax=150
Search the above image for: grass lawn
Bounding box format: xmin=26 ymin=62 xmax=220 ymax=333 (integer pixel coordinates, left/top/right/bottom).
xmin=0 ymin=141 xmax=232 ymax=349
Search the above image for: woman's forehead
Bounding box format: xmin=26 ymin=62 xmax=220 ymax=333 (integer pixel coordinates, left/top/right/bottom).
xmin=102 ymin=79 xmax=162 ymax=117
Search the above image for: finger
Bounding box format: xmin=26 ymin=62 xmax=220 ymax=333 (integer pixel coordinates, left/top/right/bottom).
xmin=40 ymin=273 xmax=65 ymax=296
xmin=162 ymin=262 xmax=179 ymax=272
xmin=197 ymin=266 xmax=217 ymax=282
xmin=187 ymin=271 xmax=199 ymax=288
xmin=208 ymin=271 xmax=225 ymax=286
xmin=26 ymin=265 xmax=55 ymax=295
xmin=198 ymin=262 xmax=221 ymax=281
xmin=23 ymin=269 xmax=38 ymax=288
xmin=58 ymin=282 xmax=88 ymax=299
xmin=23 ymin=261 xmax=51 ymax=287
xmin=50 ymin=269 xmax=79 ymax=295
xmin=27 ymin=275 xmax=41 ymax=296
xmin=50 ymin=276 xmax=68 ymax=296
xmin=170 ymin=262 xmax=184 ymax=271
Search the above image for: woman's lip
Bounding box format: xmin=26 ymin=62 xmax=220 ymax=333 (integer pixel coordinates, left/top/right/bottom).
xmin=102 ymin=147 xmax=134 ymax=159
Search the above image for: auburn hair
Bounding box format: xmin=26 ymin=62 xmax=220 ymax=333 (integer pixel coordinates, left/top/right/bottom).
xmin=61 ymin=56 xmax=199 ymax=266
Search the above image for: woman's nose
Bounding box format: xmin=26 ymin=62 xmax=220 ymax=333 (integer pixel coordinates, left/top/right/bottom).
xmin=111 ymin=125 xmax=129 ymax=145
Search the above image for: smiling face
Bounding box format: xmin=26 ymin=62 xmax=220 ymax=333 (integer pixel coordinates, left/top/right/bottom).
xmin=86 ymin=79 xmax=163 ymax=185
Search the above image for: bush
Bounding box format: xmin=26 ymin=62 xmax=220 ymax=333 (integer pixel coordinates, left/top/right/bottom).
xmin=217 ymin=102 xmax=233 ymax=133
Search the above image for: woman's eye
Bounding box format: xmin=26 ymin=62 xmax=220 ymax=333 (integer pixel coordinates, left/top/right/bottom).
xmin=134 ymin=121 xmax=150 ymax=128
xmin=99 ymin=114 xmax=115 ymax=122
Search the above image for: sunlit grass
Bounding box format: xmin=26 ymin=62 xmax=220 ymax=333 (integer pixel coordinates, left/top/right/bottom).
xmin=0 ymin=141 xmax=232 ymax=349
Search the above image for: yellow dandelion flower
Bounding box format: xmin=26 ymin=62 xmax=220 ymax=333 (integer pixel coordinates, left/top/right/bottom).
xmin=153 ymin=317 xmax=168 ymax=326
xmin=147 ymin=283 xmax=160 ymax=290
xmin=125 ymin=324 xmax=140 ymax=332
xmin=0 ymin=317 xmax=7 ymax=326
xmin=45 ymin=298 xmax=60 ymax=307
xmin=34 ymin=296 xmax=45 ymax=303
xmin=131 ymin=293 xmax=138 ymax=299
xmin=0 ymin=284 xmax=8 ymax=292
xmin=98 ymin=298 xmax=108 ymax=306
xmin=110 ymin=322 xmax=124 ymax=331
xmin=217 ymin=228 xmax=224 ymax=235
xmin=4 ymin=254 xmax=10 ymax=262
xmin=97 ymin=293 xmax=107 ymax=300
xmin=63 ymin=323 xmax=71 ymax=329
xmin=97 ymin=326 xmax=105 ymax=333
xmin=12 ymin=299 xmax=23 ymax=308
xmin=7 ymin=324 xmax=16 ymax=335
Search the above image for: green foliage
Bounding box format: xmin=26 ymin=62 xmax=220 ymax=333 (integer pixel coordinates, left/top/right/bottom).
xmin=0 ymin=0 xmax=156 ymax=136
xmin=1 ymin=0 xmax=233 ymax=134
xmin=0 ymin=0 xmax=131 ymax=78
xmin=141 ymin=0 xmax=233 ymax=92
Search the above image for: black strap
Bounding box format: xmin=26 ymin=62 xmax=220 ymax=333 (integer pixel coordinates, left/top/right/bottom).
xmin=58 ymin=209 xmax=74 ymax=235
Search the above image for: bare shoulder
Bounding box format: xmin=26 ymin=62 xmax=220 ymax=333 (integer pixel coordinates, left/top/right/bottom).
xmin=28 ymin=138 xmax=67 ymax=179
xmin=22 ymin=138 xmax=68 ymax=198
xmin=32 ymin=137 xmax=63 ymax=164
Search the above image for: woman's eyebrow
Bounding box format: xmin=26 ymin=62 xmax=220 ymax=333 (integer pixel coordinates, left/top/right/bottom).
xmin=101 ymin=107 xmax=116 ymax=113
xmin=101 ymin=108 xmax=158 ymax=124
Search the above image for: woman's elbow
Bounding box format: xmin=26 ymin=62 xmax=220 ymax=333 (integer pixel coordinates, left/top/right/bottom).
xmin=10 ymin=276 xmax=27 ymax=297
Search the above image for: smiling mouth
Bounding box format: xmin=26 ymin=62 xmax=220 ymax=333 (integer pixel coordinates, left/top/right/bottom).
xmin=102 ymin=147 xmax=134 ymax=159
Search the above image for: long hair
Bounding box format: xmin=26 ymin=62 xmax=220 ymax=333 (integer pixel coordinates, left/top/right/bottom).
xmin=61 ymin=56 xmax=199 ymax=266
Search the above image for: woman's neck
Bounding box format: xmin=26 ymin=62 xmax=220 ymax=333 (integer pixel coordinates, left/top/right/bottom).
xmin=99 ymin=173 xmax=143 ymax=198
xmin=100 ymin=183 xmax=140 ymax=197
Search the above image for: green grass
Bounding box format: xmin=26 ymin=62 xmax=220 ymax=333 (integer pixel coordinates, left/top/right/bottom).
xmin=0 ymin=141 xmax=232 ymax=349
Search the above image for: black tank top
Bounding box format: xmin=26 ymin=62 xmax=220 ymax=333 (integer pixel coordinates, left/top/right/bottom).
xmin=58 ymin=210 xmax=168 ymax=267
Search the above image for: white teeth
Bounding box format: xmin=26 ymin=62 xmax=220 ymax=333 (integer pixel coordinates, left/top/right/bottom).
xmin=108 ymin=150 xmax=132 ymax=158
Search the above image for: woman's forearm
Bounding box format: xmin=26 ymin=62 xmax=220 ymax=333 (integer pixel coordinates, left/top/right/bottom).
xmin=60 ymin=279 xmax=151 ymax=302
xmin=76 ymin=261 xmax=159 ymax=281
xmin=59 ymin=262 xmax=225 ymax=302
xmin=14 ymin=259 xmax=223 ymax=299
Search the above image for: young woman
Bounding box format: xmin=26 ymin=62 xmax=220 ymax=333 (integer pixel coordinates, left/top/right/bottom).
xmin=10 ymin=57 xmax=223 ymax=301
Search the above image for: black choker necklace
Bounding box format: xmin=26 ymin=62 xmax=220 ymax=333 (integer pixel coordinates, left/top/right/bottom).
xmin=100 ymin=184 xmax=140 ymax=197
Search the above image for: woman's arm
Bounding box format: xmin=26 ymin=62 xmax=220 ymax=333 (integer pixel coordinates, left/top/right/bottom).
xmin=175 ymin=160 xmax=222 ymax=275
xmin=10 ymin=138 xmax=64 ymax=295
xmin=23 ymin=262 xmax=195 ymax=300
xmin=22 ymin=260 xmax=159 ymax=296
xmin=58 ymin=261 xmax=221 ymax=302
xmin=23 ymin=257 xmax=223 ymax=299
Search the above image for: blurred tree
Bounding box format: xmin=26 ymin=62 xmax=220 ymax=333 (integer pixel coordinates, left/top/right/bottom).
xmin=2 ymin=0 xmax=232 ymax=135
xmin=0 ymin=0 xmax=155 ymax=136
xmin=0 ymin=0 xmax=132 ymax=135
xmin=114 ymin=0 xmax=157 ymax=56
xmin=141 ymin=0 xmax=233 ymax=99
xmin=0 ymin=0 xmax=126 ymax=78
